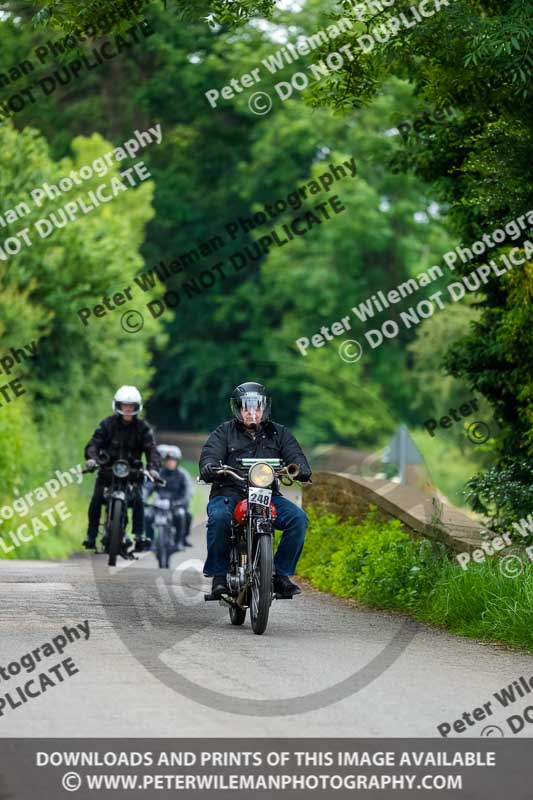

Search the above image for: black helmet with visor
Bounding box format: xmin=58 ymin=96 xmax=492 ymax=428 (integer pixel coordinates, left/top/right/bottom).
xmin=230 ymin=382 xmax=271 ymax=427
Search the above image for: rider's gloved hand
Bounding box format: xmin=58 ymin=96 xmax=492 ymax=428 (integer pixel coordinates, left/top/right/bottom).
xmin=200 ymin=464 xmax=217 ymax=482
xmin=297 ymin=468 xmax=312 ymax=482
xmin=85 ymin=459 xmax=97 ymax=472
xmin=149 ymin=469 xmax=161 ymax=482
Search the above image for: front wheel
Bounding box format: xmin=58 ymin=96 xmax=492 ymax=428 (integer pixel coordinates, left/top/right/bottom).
xmin=154 ymin=528 xmax=171 ymax=568
xmin=107 ymin=499 xmax=124 ymax=567
xmin=250 ymin=534 xmax=273 ymax=635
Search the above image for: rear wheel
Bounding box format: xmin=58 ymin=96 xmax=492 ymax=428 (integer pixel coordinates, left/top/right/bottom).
xmin=107 ymin=500 xmax=124 ymax=567
xmin=250 ymin=534 xmax=273 ymax=635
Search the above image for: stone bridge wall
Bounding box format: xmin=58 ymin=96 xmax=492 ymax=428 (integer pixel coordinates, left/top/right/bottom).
xmin=302 ymin=472 xmax=487 ymax=553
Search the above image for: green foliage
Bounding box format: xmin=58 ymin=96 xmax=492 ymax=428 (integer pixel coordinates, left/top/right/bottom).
xmin=420 ymin=557 xmax=533 ymax=649
xmin=465 ymin=458 xmax=533 ymax=530
xmin=27 ymin=0 xmax=277 ymax=30
xmin=0 ymin=1 xmax=456 ymax=437
xmin=300 ymin=506 xmax=533 ymax=649
xmin=1 ymin=0 xmax=528 ymax=551
xmin=299 ymin=0 xmax=533 ymax=524
xmin=0 ymin=120 xmax=163 ymax=558
xmin=298 ymin=505 xmax=442 ymax=609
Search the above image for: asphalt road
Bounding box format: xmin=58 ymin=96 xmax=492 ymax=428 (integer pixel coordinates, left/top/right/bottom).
xmin=1 ymin=487 xmax=532 ymax=738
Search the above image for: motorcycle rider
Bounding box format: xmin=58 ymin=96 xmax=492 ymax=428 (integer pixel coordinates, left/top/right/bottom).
xmin=199 ymin=382 xmax=312 ymax=599
xmin=145 ymin=445 xmax=194 ymax=550
xmin=83 ymin=385 xmax=161 ymax=552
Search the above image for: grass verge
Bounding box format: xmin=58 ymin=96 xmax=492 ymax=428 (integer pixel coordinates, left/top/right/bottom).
xmin=297 ymin=506 xmax=533 ymax=651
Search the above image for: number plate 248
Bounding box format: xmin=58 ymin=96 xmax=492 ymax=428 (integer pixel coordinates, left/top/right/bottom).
xmin=248 ymin=488 xmax=272 ymax=507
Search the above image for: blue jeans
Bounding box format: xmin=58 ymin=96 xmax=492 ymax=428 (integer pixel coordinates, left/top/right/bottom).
xmin=203 ymin=495 xmax=308 ymax=577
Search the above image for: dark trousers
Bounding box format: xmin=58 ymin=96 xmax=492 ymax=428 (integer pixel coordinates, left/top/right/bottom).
xmin=203 ymin=495 xmax=307 ymax=577
xmin=176 ymin=507 xmax=193 ymax=544
xmin=87 ymin=480 xmax=144 ymax=539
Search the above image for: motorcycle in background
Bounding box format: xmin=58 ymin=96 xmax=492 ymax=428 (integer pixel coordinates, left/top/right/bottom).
xmin=144 ymin=496 xmax=184 ymax=569
xmin=84 ymin=453 xmax=166 ymax=567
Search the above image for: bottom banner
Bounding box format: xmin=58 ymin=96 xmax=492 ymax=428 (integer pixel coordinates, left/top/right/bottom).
xmin=0 ymin=738 xmax=528 ymax=799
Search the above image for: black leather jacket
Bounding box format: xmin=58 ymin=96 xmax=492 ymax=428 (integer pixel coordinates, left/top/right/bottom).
xmin=199 ymin=419 xmax=311 ymax=499
xmin=85 ymin=415 xmax=160 ymax=471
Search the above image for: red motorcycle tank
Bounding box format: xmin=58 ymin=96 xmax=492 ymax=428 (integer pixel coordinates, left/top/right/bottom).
xmin=232 ymin=499 xmax=277 ymax=524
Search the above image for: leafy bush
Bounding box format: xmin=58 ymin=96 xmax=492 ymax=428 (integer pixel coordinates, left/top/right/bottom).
xmin=465 ymin=458 xmax=533 ymax=531
xmin=299 ymin=505 xmax=533 ymax=650
xmin=298 ymin=506 xmax=445 ymax=609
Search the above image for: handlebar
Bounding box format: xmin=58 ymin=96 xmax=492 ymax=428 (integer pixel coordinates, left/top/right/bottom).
xmin=80 ymin=465 xmax=166 ymax=487
xmin=215 ymin=467 xmax=246 ymax=483
xmin=141 ymin=468 xmax=166 ymax=487
xmin=213 ymin=464 xmax=311 ymax=487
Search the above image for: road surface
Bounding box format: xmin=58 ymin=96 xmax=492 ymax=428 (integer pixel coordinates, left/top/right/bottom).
xmin=1 ymin=487 xmax=531 ymax=738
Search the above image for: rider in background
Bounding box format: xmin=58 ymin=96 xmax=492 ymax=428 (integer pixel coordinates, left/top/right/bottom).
xmin=145 ymin=445 xmax=194 ymax=550
xmin=199 ymin=382 xmax=312 ymax=599
xmin=83 ymin=385 xmax=161 ymax=552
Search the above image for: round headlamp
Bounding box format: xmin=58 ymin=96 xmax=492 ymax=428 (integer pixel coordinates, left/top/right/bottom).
xmin=249 ymin=462 xmax=275 ymax=488
xmin=112 ymin=460 xmax=130 ymax=478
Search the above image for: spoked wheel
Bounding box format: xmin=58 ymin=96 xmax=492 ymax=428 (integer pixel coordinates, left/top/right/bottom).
xmin=229 ymin=605 xmax=247 ymax=625
xmin=107 ymin=500 xmax=124 ymax=567
xmin=250 ymin=534 xmax=273 ymax=635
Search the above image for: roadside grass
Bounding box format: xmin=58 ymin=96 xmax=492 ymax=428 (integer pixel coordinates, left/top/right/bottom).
xmin=420 ymin=558 xmax=533 ymax=648
xmin=298 ymin=506 xmax=533 ymax=651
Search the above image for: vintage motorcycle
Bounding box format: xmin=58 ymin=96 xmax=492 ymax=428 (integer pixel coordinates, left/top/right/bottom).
xmin=204 ymin=458 xmax=301 ymax=635
xmin=84 ymin=454 xmax=166 ymax=567
xmin=144 ymin=496 xmax=187 ymax=569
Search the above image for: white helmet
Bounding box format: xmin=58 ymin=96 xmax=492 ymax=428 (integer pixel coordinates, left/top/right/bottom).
xmin=113 ymin=385 xmax=143 ymax=415
xmin=158 ymin=444 xmax=182 ymax=461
